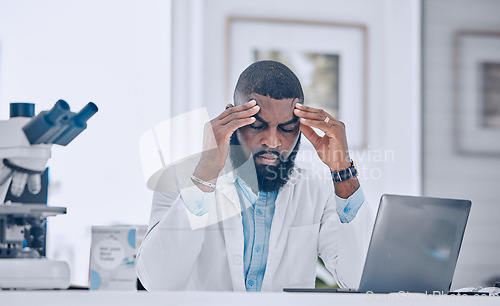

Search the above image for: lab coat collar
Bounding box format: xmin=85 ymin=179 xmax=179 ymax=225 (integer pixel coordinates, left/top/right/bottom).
xmin=279 ymin=165 xmax=304 ymax=191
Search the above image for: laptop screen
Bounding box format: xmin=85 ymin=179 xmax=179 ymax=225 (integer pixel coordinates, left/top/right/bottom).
xmin=359 ymin=194 xmax=471 ymax=293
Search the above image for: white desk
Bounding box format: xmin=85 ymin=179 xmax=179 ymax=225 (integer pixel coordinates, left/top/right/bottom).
xmin=1 ymin=291 xmax=499 ymax=306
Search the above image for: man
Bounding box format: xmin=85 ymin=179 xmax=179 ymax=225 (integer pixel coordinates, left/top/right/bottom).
xmin=136 ymin=60 xmax=374 ymax=291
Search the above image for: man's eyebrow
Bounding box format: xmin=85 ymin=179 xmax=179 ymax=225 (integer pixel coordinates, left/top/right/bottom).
xmin=278 ymin=117 xmax=299 ymax=126
xmin=254 ymin=114 xmax=299 ymax=126
xmin=254 ymin=114 xmax=269 ymax=124
xmin=253 ymin=112 xmax=300 ymax=126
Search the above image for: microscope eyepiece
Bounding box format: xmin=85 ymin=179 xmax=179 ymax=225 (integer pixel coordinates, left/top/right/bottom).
xmin=45 ymin=100 xmax=70 ymax=124
xmin=9 ymin=103 xmax=35 ymax=118
xmin=73 ymin=102 xmax=98 ymax=126
xmin=22 ymin=99 xmax=98 ymax=146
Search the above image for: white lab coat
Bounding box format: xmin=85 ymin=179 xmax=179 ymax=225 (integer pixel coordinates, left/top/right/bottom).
xmin=136 ymin=163 xmax=374 ymax=291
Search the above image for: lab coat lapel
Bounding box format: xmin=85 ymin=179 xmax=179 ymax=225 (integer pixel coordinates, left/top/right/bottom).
xmin=262 ymin=167 xmax=303 ymax=289
xmin=217 ymin=178 xmax=246 ymax=291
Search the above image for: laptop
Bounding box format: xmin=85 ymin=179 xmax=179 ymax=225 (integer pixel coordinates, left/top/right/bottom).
xmin=284 ymin=194 xmax=471 ymax=294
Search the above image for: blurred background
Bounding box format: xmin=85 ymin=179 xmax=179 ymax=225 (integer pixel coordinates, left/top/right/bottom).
xmin=0 ymin=0 xmax=498 ymax=289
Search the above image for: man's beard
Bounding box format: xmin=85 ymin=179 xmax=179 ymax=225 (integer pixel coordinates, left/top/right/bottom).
xmin=229 ymin=133 xmax=301 ymax=192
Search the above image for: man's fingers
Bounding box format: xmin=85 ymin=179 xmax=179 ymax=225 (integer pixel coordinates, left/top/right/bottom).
xmin=220 ymin=104 xmax=260 ymax=125
xmin=294 ymin=108 xmax=332 ymax=122
xmin=225 ymin=117 xmax=256 ymax=135
xmin=299 ymin=124 xmax=322 ymax=148
xmin=294 ymin=104 xmax=345 ymax=127
xmin=299 ymin=118 xmax=342 ymax=136
xmin=216 ymin=100 xmax=257 ymax=121
xmin=294 ymin=103 xmax=323 ymax=114
xmin=293 ymin=105 xmax=344 ymax=126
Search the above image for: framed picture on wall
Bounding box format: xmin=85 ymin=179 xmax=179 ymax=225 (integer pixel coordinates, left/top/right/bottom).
xmin=454 ymin=30 xmax=500 ymax=156
xmin=225 ymin=17 xmax=368 ymax=150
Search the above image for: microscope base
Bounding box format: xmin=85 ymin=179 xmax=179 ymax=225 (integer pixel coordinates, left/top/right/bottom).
xmin=0 ymin=258 xmax=70 ymax=290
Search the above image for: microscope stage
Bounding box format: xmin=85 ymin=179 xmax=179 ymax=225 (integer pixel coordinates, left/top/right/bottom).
xmin=0 ymin=203 xmax=66 ymax=217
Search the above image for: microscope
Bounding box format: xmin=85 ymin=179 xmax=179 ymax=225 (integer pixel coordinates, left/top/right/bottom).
xmin=0 ymin=100 xmax=97 ymax=289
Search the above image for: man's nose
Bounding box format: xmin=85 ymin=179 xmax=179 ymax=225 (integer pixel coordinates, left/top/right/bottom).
xmin=261 ymin=128 xmax=281 ymax=149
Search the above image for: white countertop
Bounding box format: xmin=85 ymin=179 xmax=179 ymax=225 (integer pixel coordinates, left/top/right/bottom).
xmin=1 ymin=290 xmax=499 ymax=306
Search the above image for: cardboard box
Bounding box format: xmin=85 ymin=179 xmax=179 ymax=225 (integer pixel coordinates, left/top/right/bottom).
xmin=89 ymin=226 xmax=138 ymax=290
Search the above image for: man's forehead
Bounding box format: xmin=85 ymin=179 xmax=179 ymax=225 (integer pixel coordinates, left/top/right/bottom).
xmin=249 ymin=93 xmax=296 ymax=104
xmin=250 ymin=93 xmax=298 ymax=124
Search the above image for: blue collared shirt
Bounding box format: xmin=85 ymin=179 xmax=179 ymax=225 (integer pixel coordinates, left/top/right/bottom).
xmin=234 ymin=177 xmax=277 ymax=291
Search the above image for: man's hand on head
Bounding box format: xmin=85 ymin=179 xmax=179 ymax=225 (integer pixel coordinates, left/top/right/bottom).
xmin=293 ymin=103 xmax=350 ymax=170
xmin=192 ymin=100 xmax=260 ymax=192
xmin=293 ymin=103 xmax=359 ymax=198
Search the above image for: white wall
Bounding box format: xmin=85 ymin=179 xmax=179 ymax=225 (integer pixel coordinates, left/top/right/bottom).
xmin=171 ymin=0 xmax=422 ymax=214
xmin=0 ymin=0 xmax=171 ymax=286
xmin=423 ymin=0 xmax=500 ymax=288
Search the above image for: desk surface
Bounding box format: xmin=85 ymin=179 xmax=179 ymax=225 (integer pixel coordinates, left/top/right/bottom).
xmin=1 ymin=291 xmax=499 ymax=306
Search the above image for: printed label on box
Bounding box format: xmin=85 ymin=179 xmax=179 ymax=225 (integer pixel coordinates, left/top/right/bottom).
xmin=89 ymin=226 xmax=137 ymax=290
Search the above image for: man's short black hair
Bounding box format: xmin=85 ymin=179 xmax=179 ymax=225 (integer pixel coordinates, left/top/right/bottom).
xmin=234 ymin=60 xmax=304 ymax=103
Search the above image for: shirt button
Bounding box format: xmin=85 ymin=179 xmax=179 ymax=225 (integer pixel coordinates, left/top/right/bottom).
xmin=256 ymin=209 xmax=262 ymax=215
xmin=234 ymin=256 xmax=242 ymax=264
xmin=197 ymin=202 xmax=203 ymax=208
xmin=255 ymin=246 xmax=261 ymax=252
xmin=344 ymin=206 xmax=350 ymax=214
xmin=248 ymin=280 xmax=254 ymax=286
